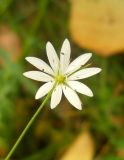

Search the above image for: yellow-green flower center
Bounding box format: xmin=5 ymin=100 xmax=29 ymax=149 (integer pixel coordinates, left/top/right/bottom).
xmin=55 ymin=74 xmax=65 ymax=84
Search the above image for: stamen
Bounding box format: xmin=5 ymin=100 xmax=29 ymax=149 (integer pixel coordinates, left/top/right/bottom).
xmin=55 ymin=74 xmax=65 ymax=84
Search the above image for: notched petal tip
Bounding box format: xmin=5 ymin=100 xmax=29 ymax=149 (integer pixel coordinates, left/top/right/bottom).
xmin=50 ymin=105 xmax=56 ymax=109
xmin=25 ymin=57 xmax=29 ymax=60
xmin=97 ymin=68 xmax=102 ymax=73
xmin=87 ymin=89 xmax=94 ymax=97
xmin=64 ymin=38 xmax=69 ymax=43
xmin=35 ymin=95 xmax=39 ymax=100
xmin=46 ymin=42 xmax=52 ymax=50
xmin=77 ymin=103 xmax=83 ymax=110
xmin=23 ymin=72 xmax=30 ymax=78
xmin=25 ymin=56 xmax=32 ymax=61
xmin=50 ymin=98 xmax=59 ymax=109
xmin=78 ymin=106 xmax=82 ymax=110
xmin=25 ymin=57 xmax=34 ymax=62
xmin=87 ymin=52 xmax=92 ymax=57
xmin=50 ymin=85 xmax=62 ymax=109
xmin=90 ymin=93 xmax=94 ymax=97
xmin=50 ymin=104 xmax=55 ymax=110
xmin=25 ymin=57 xmax=28 ymax=61
xmin=63 ymin=39 xmax=70 ymax=48
xmin=62 ymin=39 xmax=70 ymax=48
xmin=23 ymin=72 xmax=27 ymax=77
xmin=46 ymin=41 xmax=51 ymax=47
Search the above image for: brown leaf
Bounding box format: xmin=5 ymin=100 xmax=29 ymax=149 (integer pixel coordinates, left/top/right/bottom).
xmin=70 ymin=0 xmax=124 ymax=56
xmin=116 ymin=149 xmax=124 ymax=158
xmin=61 ymin=130 xmax=95 ymax=160
xmin=0 ymin=24 xmax=21 ymax=61
xmin=0 ymin=142 xmax=8 ymax=157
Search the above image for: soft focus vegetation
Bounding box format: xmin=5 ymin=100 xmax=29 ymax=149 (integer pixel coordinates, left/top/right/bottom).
xmin=0 ymin=0 xmax=124 ymax=160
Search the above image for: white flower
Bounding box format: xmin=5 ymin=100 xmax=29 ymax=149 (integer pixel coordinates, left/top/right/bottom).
xmin=23 ymin=39 xmax=101 ymax=110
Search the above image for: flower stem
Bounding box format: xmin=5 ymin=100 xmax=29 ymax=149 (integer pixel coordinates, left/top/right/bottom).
xmin=5 ymin=82 xmax=57 ymax=160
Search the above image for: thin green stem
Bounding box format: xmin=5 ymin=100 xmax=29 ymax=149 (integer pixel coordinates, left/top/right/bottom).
xmin=5 ymin=82 xmax=57 ymax=160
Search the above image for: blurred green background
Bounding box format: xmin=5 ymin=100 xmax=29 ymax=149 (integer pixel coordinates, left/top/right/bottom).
xmin=0 ymin=0 xmax=124 ymax=160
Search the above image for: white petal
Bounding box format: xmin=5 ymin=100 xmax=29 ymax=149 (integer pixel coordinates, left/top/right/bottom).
xmin=25 ymin=57 xmax=54 ymax=75
xmin=68 ymin=81 xmax=93 ymax=97
xmin=46 ymin=42 xmax=59 ymax=72
xmin=50 ymin=85 xmax=62 ymax=109
xmin=35 ymin=82 xmax=54 ymax=99
xmin=69 ymin=67 xmax=102 ymax=80
xmin=66 ymin=53 xmax=92 ymax=74
xmin=23 ymin=71 xmax=53 ymax=82
xmin=60 ymin=39 xmax=71 ymax=73
xmin=62 ymin=85 xmax=82 ymax=110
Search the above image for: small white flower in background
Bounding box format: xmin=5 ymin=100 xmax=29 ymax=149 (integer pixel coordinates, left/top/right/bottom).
xmin=23 ymin=39 xmax=101 ymax=110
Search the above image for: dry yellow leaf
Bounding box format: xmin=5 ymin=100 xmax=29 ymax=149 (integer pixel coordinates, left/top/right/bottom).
xmin=0 ymin=24 xmax=21 ymax=61
xmin=61 ymin=130 xmax=95 ymax=160
xmin=70 ymin=0 xmax=124 ymax=56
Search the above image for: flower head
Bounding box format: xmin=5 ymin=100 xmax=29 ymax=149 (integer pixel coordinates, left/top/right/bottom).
xmin=23 ymin=39 xmax=101 ymax=110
